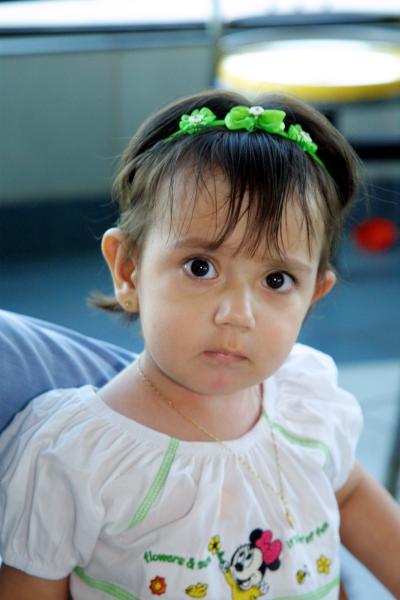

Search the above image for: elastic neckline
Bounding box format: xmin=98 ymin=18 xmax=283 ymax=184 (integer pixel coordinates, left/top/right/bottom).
xmin=85 ymin=381 xmax=277 ymax=457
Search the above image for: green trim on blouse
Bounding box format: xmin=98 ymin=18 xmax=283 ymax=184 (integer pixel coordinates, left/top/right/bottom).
xmin=74 ymin=566 xmax=139 ymax=600
xmin=272 ymin=574 xmax=340 ymax=599
xmin=74 ymin=438 xmax=180 ymax=598
xmin=263 ymin=411 xmax=331 ymax=469
xmin=127 ymin=436 xmax=180 ymax=529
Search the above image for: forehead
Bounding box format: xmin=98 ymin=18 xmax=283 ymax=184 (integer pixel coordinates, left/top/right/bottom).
xmin=153 ymin=168 xmax=324 ymax=260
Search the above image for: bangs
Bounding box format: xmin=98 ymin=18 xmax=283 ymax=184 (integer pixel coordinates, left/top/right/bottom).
xmin=143 ymin=129 xmax=325 ymax=257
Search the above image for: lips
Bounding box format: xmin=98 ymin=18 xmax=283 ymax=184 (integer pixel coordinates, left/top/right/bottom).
xmin=203 ymin=348 xmax=247 ymax=363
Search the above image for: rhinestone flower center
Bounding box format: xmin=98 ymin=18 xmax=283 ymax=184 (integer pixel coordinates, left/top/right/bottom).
xmin=249 ymin=106 xmax=264 ymax=116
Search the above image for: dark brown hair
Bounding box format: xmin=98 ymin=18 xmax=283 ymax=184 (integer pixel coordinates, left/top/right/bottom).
xmin=92 ymin=89 xmax=362 ymax=319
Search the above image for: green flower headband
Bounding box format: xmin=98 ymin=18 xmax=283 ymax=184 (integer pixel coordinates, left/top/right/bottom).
xmin=168 ymin=105 xmax=324 ymax=167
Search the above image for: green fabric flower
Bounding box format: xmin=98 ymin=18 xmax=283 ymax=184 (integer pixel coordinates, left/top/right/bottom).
xmin=225 ymin=105 xmax=286 ymax=134
xmin=287 ymin=124 xmax=318 ymax=155
xmin=177 ymin=107 xmax=218 ymax=135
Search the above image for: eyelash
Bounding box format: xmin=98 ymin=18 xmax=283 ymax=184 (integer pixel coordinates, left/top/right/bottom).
xmin=183 ymin=256 xmax=296 ymax=292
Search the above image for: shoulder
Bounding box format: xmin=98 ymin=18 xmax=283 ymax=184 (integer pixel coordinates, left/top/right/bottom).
xmin=278 ymin=342 xmax=337 ymax=379
xmin=273 ymin=343 xmax=349 ymax=408
xmin=0 ymin=385 xmax=174 ymax=496
xmin=1 ymin=387 xmax=105 ymax=486
xmin=268 ymin=344 xmax=363 ymax=490
xmin=0 ymin=386 xmax=148 ymax=494
xmin=271 ymin=342 xmax=361 ymax=421
xmin=1 ymin=385 xmax=106 ymax=448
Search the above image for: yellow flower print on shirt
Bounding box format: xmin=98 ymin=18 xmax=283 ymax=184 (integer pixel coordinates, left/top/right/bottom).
xmin=208 ymin=535 xmax=221 ymax=555
xmin=317 ymin=555 xmax=331 ymax=574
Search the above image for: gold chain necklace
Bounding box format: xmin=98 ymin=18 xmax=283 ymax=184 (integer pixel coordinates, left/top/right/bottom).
xmin=137 ymin=357 xmax=295 ymax=529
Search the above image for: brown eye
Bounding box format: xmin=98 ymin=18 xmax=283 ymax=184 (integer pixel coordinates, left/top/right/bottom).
xmin=265 ymin=272 xmax=294 ymax=292
xmin=184 ymin=258 xmax=217 ymax=279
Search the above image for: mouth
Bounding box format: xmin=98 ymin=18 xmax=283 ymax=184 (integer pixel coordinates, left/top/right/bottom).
xmin=203 ymin=348 xmax=247 ymax=364
xmin=236 ymin=575 xmax=251 ymax=590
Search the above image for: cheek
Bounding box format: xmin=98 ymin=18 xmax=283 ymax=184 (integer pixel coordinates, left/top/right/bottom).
xmin=140 ymin=300 xmax=198 ymax=363
xmin=258 ymin=301 xmax=305 ymax=340
xmin=254 ymin=308 xmax=306 ymax=377
xmin=141 ymin=275 xmax=209 ymax=334
xmin=266 ymin=296 xmax=311 ymax=335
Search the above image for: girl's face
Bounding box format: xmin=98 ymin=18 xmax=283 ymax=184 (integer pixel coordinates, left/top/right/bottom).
xmin=112 ymin=172 xmax=334 ymax=399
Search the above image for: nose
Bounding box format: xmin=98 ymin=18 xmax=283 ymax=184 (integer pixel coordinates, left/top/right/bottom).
xmin=214 ymin=284 xmax=256 ymax=330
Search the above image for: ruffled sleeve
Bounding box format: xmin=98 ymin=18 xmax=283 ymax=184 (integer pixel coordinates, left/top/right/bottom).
xmin=273 ymin=344 xmax=363 ymax=491
xmin=0 ymin=387 xmax=107 ymax=579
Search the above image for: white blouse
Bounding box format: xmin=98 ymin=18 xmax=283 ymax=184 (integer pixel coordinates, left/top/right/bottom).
xmin=0 ymin=344 xmax=362 ymax=599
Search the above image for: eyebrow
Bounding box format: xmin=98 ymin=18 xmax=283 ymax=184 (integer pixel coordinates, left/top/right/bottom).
xmin=267 ymin=256 xmax=315 ymax=274
xmin=171 ymin=237 xmax=220 ymax=251
xmin=171 ymin=237 xmax=315 ymax=273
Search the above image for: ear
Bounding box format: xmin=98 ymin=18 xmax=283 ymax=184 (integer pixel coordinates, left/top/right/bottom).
xmin=101 ymin=228 xmax=140 ymax=313
xmin=312 ymin=269 xmax=336 ymax=304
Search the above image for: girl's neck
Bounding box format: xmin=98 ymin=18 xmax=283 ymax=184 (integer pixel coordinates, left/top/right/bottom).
xmin=98 ymin=360 xmax=263 ymax=442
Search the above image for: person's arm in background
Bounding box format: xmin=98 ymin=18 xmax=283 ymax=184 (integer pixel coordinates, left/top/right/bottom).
xmin=337 ymin=462 xmax=400 ymax=596
xmin=0 ymin=309 xmax=133 ymax=433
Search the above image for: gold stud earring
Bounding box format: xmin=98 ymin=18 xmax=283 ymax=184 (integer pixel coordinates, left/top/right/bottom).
xmin=124 ymin=301 xmax=132 ymax=310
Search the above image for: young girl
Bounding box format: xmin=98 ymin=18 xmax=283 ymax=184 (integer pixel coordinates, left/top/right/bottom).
xmin=0 ymin=90 xmax=399 ymax=600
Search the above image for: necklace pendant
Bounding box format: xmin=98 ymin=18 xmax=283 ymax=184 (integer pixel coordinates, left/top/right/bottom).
xmin=286 ymin=510 xmax=295 ymax=529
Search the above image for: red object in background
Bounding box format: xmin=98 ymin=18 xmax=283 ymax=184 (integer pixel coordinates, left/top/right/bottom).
xmin=353 ymin=217 xmax=397 ymax=252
